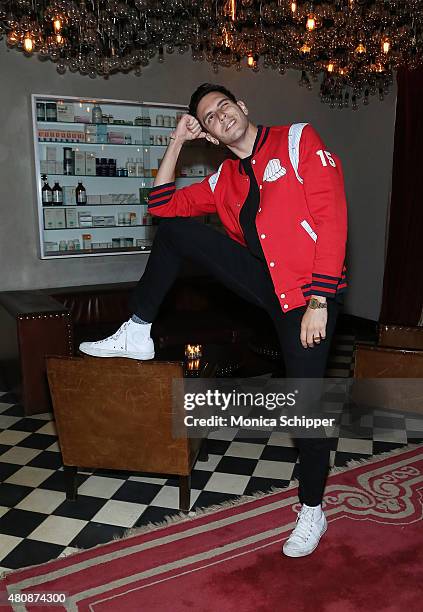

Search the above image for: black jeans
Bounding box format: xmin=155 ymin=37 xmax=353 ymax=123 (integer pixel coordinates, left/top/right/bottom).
xmin=132 ymin=219 xmax=339 ymax=506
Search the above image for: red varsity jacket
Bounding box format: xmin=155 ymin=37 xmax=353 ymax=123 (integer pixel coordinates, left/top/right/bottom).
xmin=148 ymin=124 xmax=348 ymax=313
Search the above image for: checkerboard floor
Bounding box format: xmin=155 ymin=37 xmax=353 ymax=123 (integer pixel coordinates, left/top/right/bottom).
xmin=1 ymin=323 xmax=422 ymax=573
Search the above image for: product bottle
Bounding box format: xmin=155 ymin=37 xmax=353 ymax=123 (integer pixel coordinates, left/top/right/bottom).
xmin=135 ymin=157 xmax=144 ymax=177
xmin=126 ymin=157 xmax=136 ymax=177
xmin=76 ymin=182 xmax=87 ymax=205
xmin=92 ymin=104 xmax=103 ymax=124
xmin=63 ymin=148 xmax=74 ymax=175
xmin=41 ymin=175 xmax=53 ymax=205
xmin=52 ymin=182 xmax=63 ymax=204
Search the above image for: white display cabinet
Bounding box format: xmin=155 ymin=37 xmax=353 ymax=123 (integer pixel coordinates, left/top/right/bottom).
xmin=31 ymin=94 xmax=220 ymax=259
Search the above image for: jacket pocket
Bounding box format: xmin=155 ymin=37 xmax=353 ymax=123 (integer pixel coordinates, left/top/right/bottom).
xmin=300 ymin=219 xmax=317 ymax=242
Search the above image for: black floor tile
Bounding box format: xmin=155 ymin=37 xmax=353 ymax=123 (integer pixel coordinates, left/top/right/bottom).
xmin=28 ymin=451 xmax=63 ymax=470
xmin=93 ymin=468 xmax=133 ymax=479
xmin=192 ymin=490 xmax=240 ymax=511
xmin=0 ymin=508 xmax=47 ymax=537
xmin=333 ymin=451 xmax=373 ymax=467
xmin=53 ymin=495 xmax=107 ymax=520
xmin=1 ymin=539 xmax=65 ymax=570
xmin=17 ymin=433 xmax=57 ymax=450
xmin=214 ymin=456 xmax=258 ymax=476
xmin=0 ymin=393 xmax=18 ymax=404
xmin=0 ymin=483 xmax=33 ymax=507
xmin=234 ymin=429 xmax=271 ymax=444
xmin=407 ymin=437 xmax=423 ymax=444
xmin=40 ymin=471 xmax=89 ymax=493
xmin=372 ymin=441 xmax=407 ymax=455
xmin=203 ymin=439 xmax=232 ymax=455
xmin=0 ymin=444 xmax=11 ymax=456
xmin=70 ymin=522 xmax=127 ymax=549
xmin=164 ymin=470 xmax=213 ymax=491
xmin=8 ymin=419 xmax=47 ymax=433
xmin=2 ymin=404 xmax=25 ymax=417
xmin=260 ymin=445 xmax=299 ymax=463
xmin=111 ymin=480 xmax=162 ymax=505
xmin=134 ymin=506 xmax=180 ymax=528
xmin=243 ymin=477 xmax=290 ymax=496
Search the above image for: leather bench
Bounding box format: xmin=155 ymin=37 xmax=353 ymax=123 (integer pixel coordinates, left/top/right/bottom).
xmin=0 ymin=277 xmax=265 ymax=415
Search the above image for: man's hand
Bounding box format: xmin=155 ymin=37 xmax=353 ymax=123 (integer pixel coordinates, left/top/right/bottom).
xmin=300 ymin=307 xmax=327 ymax=349
xmin=171 ymin=114 xmax=206 ymax=143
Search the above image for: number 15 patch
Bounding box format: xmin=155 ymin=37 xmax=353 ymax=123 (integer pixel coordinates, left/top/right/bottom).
xmin=316 ymin=150 xmax=336 ymax=167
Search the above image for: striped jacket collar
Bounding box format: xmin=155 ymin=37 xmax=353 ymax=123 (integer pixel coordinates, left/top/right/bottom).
xmin=238 ymin=125 xmax=270 ymax=174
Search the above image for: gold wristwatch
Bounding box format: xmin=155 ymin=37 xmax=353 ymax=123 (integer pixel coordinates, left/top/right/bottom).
xmin=308 ymin=297 xmax=328 ymax=309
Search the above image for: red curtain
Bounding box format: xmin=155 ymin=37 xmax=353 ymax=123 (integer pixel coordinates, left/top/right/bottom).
xmin=379 ymin=66 xmax=423 ymax=326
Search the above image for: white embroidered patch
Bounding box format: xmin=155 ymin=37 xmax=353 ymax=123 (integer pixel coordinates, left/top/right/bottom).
xmin=288 ymin=123 xmax=309 ymax=184
xmin=263 ymin=158 xmax=287 ymax=182
xmin=300 ymin=219 xmax=318 ymax=242
xmin=208 ymin=163 xmax=223 ymax=193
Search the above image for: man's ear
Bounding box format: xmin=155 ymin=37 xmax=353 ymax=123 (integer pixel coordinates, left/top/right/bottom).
xmin=205 ymin=133 xmax=220 ymax=146
xmin=237 ymin=100 xmax=248 ymax=116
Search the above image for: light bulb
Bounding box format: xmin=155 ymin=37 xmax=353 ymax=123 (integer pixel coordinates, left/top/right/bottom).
xmin=327 ymin=62 xmax=334 ymax=73
xmin=55 ymin=34 xmax=64 ymax=45
xmin=23 ymin=33 xmax=34 ymax=53
xmin=53 ymin=18 xmax=62 ymax=34
xmin=291 ymin=2 xmax=297 ymax=13
xmin=300 ymin=43 xmax=311 ymax=54
xmin=382 ymin=39 xmax=390 ymax=54
xmin=247 ymin=54 xmax=254 ymax=67
xmin=355 ymin=42 xmax=366 ymax=55
xmin=306 ymin=15 xmax=316 ymax=31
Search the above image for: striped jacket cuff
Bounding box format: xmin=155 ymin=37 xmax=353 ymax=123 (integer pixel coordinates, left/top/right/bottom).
xmin=147 ymin=182 xmax=176 ymax=209
xmin=303 ymin=271 xmax=347 ymax=299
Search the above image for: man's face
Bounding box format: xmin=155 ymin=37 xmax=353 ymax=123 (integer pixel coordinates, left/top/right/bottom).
xmin=196 ymin=91 xmax=249 ymax=145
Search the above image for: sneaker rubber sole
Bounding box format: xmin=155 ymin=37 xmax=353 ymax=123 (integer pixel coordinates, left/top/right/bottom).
xmin=282 ymin=520 xmax=327 ymax=558
xmin=79 ymin=346 xmax=155 ymax=360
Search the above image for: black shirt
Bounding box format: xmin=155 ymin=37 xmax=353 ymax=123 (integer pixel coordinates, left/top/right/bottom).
xmin=239 ymin=155 xmax=264 ymax=261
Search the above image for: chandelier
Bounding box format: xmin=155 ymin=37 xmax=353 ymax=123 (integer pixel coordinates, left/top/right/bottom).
xmin=1 ymin=1 xmax=422 ymax=109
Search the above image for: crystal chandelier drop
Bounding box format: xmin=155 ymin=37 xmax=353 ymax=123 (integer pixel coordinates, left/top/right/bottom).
xmin=0 ymin=1 xmax=422 ymax=110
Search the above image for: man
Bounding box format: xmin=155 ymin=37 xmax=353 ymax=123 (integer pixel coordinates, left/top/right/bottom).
xmin=80 ymin=83 xmax=348 ymax=557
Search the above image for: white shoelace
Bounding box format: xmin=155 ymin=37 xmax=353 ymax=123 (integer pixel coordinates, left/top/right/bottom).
xmin=288 ymin=507 xmax=321 ymax=544
xmin=95 ymin=321 xmax=129 ymax=345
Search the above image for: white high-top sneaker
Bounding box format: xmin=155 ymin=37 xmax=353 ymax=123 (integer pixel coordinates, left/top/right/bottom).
xmin=282 ymin=504 xmax=327 ymax=557
xmin=79 ymin=319 xmax=154 ymax=360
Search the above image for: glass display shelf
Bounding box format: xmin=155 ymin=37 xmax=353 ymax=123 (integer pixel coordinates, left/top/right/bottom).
xmin=37 ymin=121 xmax=177 ymax=129
xmin=32 ymin=94 xmax=225 ymax=259
xmin=43 ymin=224 xmax=152 ymax=230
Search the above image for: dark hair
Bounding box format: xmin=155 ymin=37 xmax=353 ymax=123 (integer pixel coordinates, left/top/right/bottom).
xmin=189 ymin=83 xmax=237 ymax=121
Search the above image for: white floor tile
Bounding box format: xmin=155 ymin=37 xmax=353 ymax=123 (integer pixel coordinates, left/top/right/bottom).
xmin=204 ymin=472 xmax=249 ymax=495
xmin=16 ymin=489 xmax=66 ymax=514
xmin=193 ymin=453 xmax=222 ymax=472
xmin=0 ymin=447 xmax=42 ymax=465
xmin=253 ymin=460 xmax=295 ymax=480
xmin=29 ymin=412 xmax=54 ymax=420
xmin=0 ymin=403 xmax=14 ymax=413
xmin=46 ymin=441 xmax=61 ymax=452
xmin=28 ymin=515 xmax=88 ymax=546
xmin=372 ymin=428 xmax=408 ymax=444
xmin=0 ymin=416 xmax=22 ymax=429
xmin=268 ymin=431 xmax=295 ymax=447
xmin=0 ymin=506 xmax=10 ymax=519
xmin=5 ymin=466 xmax=55 ymax=487
xmin=92 ymin=500 xmax=147 ymax=527
xmin=77 ymin=475 xmax=126 ymax=499
xmin=0 ymin=430 xmax=31 ymax=445
xmin=326 ymin=369 xmax=350 ymax=378
xmin=150 ymin=485 xmax=201 ymax=510
xmin=128 ymin=476 xmax=168 ymax=485
xmin=0 ymin=535 xmax=23 ymax=561
xmin=208 ymin=427 xmax=239 ymax=441
xmin=58 ymin=546 xmax=80 ymax=558
xmin=225 ymin=442 xmax=264 ymax=460
xmin=337 ymin=438 xmax=373 ymax=455
xmin=35 ymin=421 xmax=57 ymax=435
xmin=331 ymin=355 xmax=353 ymax=364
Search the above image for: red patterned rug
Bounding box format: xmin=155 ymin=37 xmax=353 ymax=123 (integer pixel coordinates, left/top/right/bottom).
xmin=1 ymin=444 xmax=423 ymax=611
